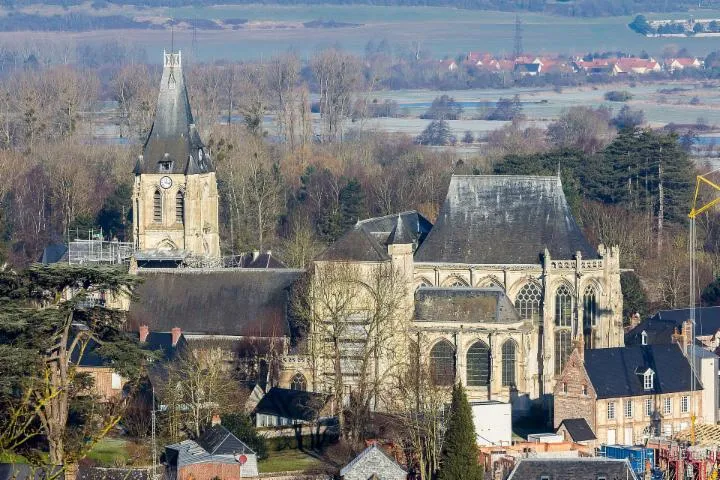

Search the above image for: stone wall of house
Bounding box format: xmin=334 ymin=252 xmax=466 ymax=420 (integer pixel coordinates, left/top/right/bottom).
xmin=553 ymin=350 xmax=596 ymax=430
xmin=178 ymin=456 xmax=259 ymax=480
xmin=133 ymin=171 xmax=220 ymax=257
xmin=341 ymin=448 xmax=406 ymax=480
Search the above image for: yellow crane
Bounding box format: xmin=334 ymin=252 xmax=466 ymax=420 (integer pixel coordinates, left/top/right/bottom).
xmin=688 ymin=170 xmax=720 ymax=447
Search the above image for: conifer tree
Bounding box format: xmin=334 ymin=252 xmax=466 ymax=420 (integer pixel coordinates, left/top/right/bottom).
xmin=438 ymin=382 xmax=483 ymax=480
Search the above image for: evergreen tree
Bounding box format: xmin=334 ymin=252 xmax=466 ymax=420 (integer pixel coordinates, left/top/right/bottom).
xmin=702 ymin=277 xmax=720 ymax=306
xmin=621 ymin=271 xmax=649 ymax=320
xmin=438 ymin=382 xmax=483 ymax=480
xmin=339 ymin=177 xmax=365 ymax=232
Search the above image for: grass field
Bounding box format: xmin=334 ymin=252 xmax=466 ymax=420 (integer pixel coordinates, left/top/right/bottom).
xmin=4 ymin=5 xmax=720 ymax=61
xmin=258 ymin=449 xmax=324 ymax=473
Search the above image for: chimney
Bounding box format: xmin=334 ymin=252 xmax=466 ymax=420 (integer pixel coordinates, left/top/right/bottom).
xmin=266 ymin=250 xmax=272 ymax=257
xmin=139 ymin=325 xmax=149 ymax=343
xmin=682 ymin=319 xmax=693 ymax=354
xmin=252 ymin=250 xmax=260 ymax=261
xmin=171 ymin=327 xmax=181 ymax=347
xmin=211 ymin=413 xmax=221 ymax=426
xmin=573 ymin=334 xmax=585 ymax=363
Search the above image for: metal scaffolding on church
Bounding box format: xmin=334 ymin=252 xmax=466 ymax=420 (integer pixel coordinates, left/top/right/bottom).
xmin=66 ymin=228 xmax=135 ymax=265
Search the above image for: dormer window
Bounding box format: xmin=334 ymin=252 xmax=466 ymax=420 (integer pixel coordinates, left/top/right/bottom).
xmin=643 ymin=369 xmax=655 ymax=390
xmin=160 ymin=161 xmax=172 ymax=172
xmin=641 ymin=330 xmax=648 ymax=345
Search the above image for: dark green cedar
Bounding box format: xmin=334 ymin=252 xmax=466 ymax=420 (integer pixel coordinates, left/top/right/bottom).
xmin=438 ymin=382 xmax=483 ymax=480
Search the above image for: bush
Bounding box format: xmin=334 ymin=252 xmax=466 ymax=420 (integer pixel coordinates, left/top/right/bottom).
xmin=416 ymin=120 xmax=453 ymax=146
xmin=604 ymin=90 xmax=633 ymax=102
xmin=420 ymin=95 xmax=463 ymax=120
xmin=485 ymin=95 xmax=523 ymax=121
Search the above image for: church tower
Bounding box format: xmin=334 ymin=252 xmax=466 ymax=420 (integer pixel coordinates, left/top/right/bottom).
xmin=133 ymin=50 xmax=220 ymax=258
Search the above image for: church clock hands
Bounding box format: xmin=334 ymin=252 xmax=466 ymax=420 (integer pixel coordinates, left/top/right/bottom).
xmin=160 ymin=176 xmax=173 ymax=189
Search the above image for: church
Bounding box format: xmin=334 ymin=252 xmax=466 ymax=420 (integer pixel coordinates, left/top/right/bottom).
xmin=128 ymin=50 xmax=625 ymax=414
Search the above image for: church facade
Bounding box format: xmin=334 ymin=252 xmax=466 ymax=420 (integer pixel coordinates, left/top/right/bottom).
xmin=315 ymin=175 xmax=624 ymax=411
xmin=132 ymin=50 xmax=220 ymax=259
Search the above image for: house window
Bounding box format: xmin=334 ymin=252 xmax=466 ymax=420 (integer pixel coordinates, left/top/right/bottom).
xmin=555 ymin=330 xmax=572 ymax=374
xmin=430 ymin=340 xmax=455 ymax=386
xmin=555 ymin=284 xmax=573 ymax=327
xmin=641 ymin=331 xmax=648 ymax=345
xmin=582 ymin=385 xmax=588 ymax=396
xmin=607 ymin=402 xmax=616 ymax=420
xmin=562 ymin=382 xmax=568 ymax=394
xmin=624 ymin=400 xmax=633 ymax=418
xmin=644 ymin=370 xmax=654 ymax=390
xmin=645 ymin=398 xmax=653 ymax=417
xmin=514 ymin=283 xmax=542 ymax=322
xmin=663 ymin=397 xmax=672 ymax=415
xmin=681 ymin=396 xmax=690 ymax=413
xmin=467 ymin=341 xmax=491 ymax=387
xmin=291 ymin=373 xmax=307 ymax=391
xmin=153 ymin=189 xmax=162 ymax=223
xmin=175 ymin=191 xmax=184 ymax=224
xmin=501 ymin=340 xmax=517 ymax=387
xmin=111 ymin=373 xmax=122 ymax=390
xmin=663 ymin=424 xmax=672 ymax=438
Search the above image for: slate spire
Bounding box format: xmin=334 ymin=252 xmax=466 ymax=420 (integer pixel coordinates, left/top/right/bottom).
xmin=134 ymin=50 xmax=213 ymax=175
xmin=387 ymin=214 xmax=414 ymax=245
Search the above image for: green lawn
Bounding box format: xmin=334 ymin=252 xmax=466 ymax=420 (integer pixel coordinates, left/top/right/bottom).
xmin=86 ymin=438 xmax=130 ymax=466
xmin=258 ymin=449 xmax=324 ymax=474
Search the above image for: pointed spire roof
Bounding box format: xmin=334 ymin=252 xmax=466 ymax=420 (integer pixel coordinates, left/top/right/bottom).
xmin=387 ymin=214 xmax=414 ymax=245
xmin=134 ymin=50 xmax=213 ymax=175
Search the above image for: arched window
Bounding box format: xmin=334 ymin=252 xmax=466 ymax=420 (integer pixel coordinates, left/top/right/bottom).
xmin=430 ymin=341 xmax=455 ymax=386
xmin=290 ymin=373 xmax=307 ymax=391
xmin=153 ymin=189 xmax=162 ymax=223
xmin=466 ymin=341 xmax=490 ymax=387
xmin=583 ymin=285 xmax=597 ymax=328
xmin=515 ymin=283 xmax=542 ymax=321
xmin=555 ymin=285 xmax=573 ymax=327
xmin=555 ymin=330 xmax=572 ymax=374
xmin=175 ymin=191 xmax=184 ymax=224
xmin=501 ymin=340 xmax=517 ymax=387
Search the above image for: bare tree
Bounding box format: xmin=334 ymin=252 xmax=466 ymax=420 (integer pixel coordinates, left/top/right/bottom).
xmin=311 ymin=49 xmax=361 ymax=143
xmin=113 ymin=64 xmax=156 ymax=141
xmin=267 ymin=54 xmax=300 ymax=149
xmin=294 ymin=261 xmax=409 ymax=441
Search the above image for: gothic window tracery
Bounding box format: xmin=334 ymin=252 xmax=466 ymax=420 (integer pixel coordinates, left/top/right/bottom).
xmin=446 ymin=277 xmax=468 ymax=287
xmin=466 ymin=341 xmax=491 ymax=387
xmin=291 ymin=373 xmax=307 ymax=391
xmin=583 ymin=285 xmax=598 ymax=348
xmin=555 ymin=284 xmax=573 ymax=327
xmin=554 ymin=329 xmax=572 ymax=374
xmin=515 ymin=283 xmax=542 ymax=321
xmin=430 ymin=340 xmax=455 ymax=386
xmin=153 ymin=189 xmax=162 ymax=223
xmin=502 ymin=340 xmax=517 ymax=387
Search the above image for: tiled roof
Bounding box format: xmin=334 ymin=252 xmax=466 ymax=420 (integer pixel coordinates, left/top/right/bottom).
xmin=414 ymin=287 xmax=521 ymax=324
xmin=625 ymin=306 xmax=720 ymax=345
xmin=198 ymin=425 xmax=255 ymax=456
xmin=317 ymin=211 xmax=431 ymax=262
xmin=128 ymin=269 xmax=302 ymax=337
xmin=414 ymin=175 xmax=596 ymax=264
xmin=584 ymin=344 xmax=701 ymax=399
xmin=340 ymin=444 xmax=407 ymax=478
xmin=507 ymin=458 xmax=638 ymax=480
xmin=254 ymin=387 xmax=330 ymax=421
xmin=556 ymin=418 xmax=596 ymax=442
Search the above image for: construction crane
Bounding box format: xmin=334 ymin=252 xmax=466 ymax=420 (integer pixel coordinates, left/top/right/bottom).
xmin=688 ymin=170 xmax=720 ymax=448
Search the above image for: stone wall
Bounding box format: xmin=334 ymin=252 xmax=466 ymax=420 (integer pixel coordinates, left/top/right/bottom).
xmin=553 ymin=349 xmax=596 ymax=430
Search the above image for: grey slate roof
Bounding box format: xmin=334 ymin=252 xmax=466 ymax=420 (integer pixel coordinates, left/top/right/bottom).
xmin=166 ymin=426 xmax=255 ymax=468
xmin=584 ymin=344 xmax=701 ymax=399
xmin=317 ymin=211 xmax=432 ymax=262
xmin=340 ymin=443 xmax=407 ymax=479
xmin=198 ymin=425 xmax=255 ymax=456
xmin=128 ymin=269 xmax=302 ymax=337
xmin=414 ymin=175 xmax=596 ymax=265
xmin=507 ymin=458 xmax=638 ymax=480
xmin=254 ymin=387 xmax=330 ymax=421
xmin=134 ymin=51 xmax=213 ymax=176
xmin=415 ymin=287 xmax=521 ymax=323
xmin=0 ymin=465 xmax=63 ymax=480
xmin=556 ymin=418 xmax=596 ymax=442
xmin=626 ymin=307 xmax=720 ymax=345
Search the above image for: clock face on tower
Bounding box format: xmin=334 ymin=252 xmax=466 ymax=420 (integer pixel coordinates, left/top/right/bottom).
xmin=160 ymin=176 xmax=173 ymax=189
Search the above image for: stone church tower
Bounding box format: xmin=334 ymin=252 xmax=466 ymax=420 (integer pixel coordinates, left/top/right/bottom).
xmin=132 ymin=51 xmax=220 ymax=258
